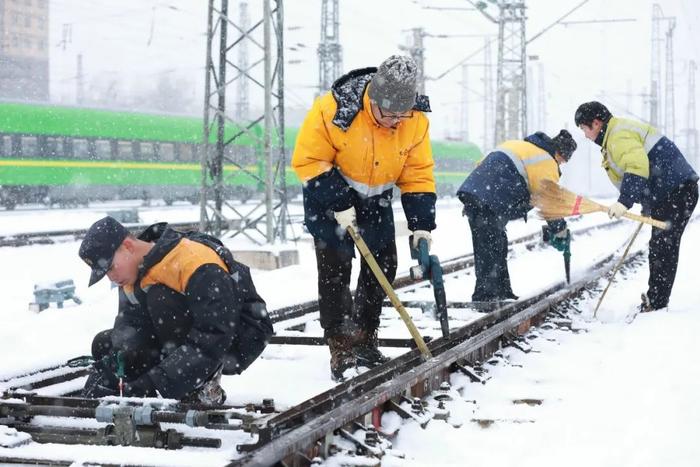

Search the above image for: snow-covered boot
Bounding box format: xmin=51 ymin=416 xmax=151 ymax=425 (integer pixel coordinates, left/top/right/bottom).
xmin=353 ymin=329 xmax=390 ymax=368
xmin=328 ymin=334 xmax=357 ymax=382
xmin=638 ymin=293 xmax=653 ymax=313
xmin=183 ymin=367 xmax=227 ymax=406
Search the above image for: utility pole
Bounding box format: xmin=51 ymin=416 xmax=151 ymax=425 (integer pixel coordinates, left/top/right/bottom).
xmin=664 ymin=17 xmax=676 ymax=141
xmin=651 ymin=3 xmax=676 ymax=136
xmin=494 ymin=2 xmax=527 ymax=142
xmin=537 ymin=61 xmax=546 ymax=130
xmin=650 ymin=4 xmax=662 ymax=128
xmin=460 ymin=64 xmax=469 ymax=143
xmin=465 ymin=0 xmax=527 ymax=143
xmin=483 ymin=37 xmax=494 ymax=150
xmin=201 ymin=0 xmax=288 ymax=244
xmin=400 ymin=28 xmax=426 ymax=95
xmin=76 ymin=54 xmax=84 ymax=105
xmin=234 ymin=1 xmax=249 ymax=122
xmin=685 ymin=60 xmax=698 ymax=169
xmin=318 ymin=0 xmax=342 ymax=94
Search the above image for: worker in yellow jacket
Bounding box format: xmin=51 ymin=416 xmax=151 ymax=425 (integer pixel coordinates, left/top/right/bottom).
xmin=292 ymin=55 xmax=436 ymax=381
xmin=575 ymin=101 xmax=698 ymax=312
xmin=457 ymin=130 xmax=576 ymax=301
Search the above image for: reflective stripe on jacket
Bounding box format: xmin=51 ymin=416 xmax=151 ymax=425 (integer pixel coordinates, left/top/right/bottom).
xmin=601 ymin=117 xmax=698 ymax=208
xmin=291 ymin=68 xmax=436 ymax=252
xmin=457 ymin=133 xmax=560 ymax=221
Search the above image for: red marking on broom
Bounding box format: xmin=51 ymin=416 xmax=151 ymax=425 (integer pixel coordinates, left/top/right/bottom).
xmin=571 ymin=196 xmax=583 ymax=215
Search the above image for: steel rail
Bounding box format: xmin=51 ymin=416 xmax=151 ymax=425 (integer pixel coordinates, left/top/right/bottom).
xmin=231 ymin=246 xmax=645 ymax=466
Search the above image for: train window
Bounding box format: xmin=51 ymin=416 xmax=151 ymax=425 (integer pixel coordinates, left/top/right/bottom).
xmin=0 ymin=135 xmax=6 ymax=156
xmin=178 ymin=144 xmax=193 ymax=162
xmin=110 ymin=140 xmax=119 ymax=159
xmin=117 ymin=141 xmax=132 ymax=159
xmin=173 ymin=143 xmax=182 ymax=161
xmin=160 ymin=143 xmax=175 ymax=161
xmin=11 ymin=135 xmax=21 ymax=157
xmin=42 ymin=136 xmax=61 ymax=157
xmin=94 ymin=140 xmax=111 ymax=160
xmin=191 ymin=144 xmax=200 ymax=162
xmin=140 ymin=142 xmax=155 ymax=160
xmin=73 ymin=139 xmax=89 ymax=158
xmin=62 ymin=138 xmax=73 ymax=158
xmin=21 ymin=136 xmax=37 ymax=158
xmin=87 ymin=140 xmax=98 ymax=159
xmin=131 ymin=141 xmax=142 ymax=160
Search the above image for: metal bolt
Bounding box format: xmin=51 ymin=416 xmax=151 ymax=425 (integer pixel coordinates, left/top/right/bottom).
xmin=262 ymin=398 xmax=275 ymax=413
xmin=364 ymin=427 xmax=379 ymax=447
xmin=411 ymin=397 xmax=423 ymax=414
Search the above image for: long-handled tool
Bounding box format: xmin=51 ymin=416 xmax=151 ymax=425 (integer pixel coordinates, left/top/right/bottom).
xmin=346 ymin=226 xmax=432 ymax=359
xmin=409 ymin=235 xmax=450 ymax=338
xmin=542 ymin=226 xmax=572 ymax=284
xmin=593 ymin=222 xmax=644 ymax=318
xmin=534 ymin=179 xmax=669 ymax=230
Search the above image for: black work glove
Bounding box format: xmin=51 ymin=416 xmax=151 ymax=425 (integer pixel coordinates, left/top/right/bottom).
xmin=81 ymin=353 xmax=121 ymax=398
xmin=122 ymin=374 xmax=157 ymax=397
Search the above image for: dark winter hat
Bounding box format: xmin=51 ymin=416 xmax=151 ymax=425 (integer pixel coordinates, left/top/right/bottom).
xmin=552 ymin=129 xmax=577 ymax=161
xmin=574 ymin=101 xmax=612 ymax=127
xmin=79 ymin=216 xmax=129 ymax=286
xmin=368 ymin=55 xmax=418 ymax=113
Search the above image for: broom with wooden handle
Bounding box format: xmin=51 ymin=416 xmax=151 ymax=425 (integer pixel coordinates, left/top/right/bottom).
xmin=533 ymin=179 xmax=669 ymax=230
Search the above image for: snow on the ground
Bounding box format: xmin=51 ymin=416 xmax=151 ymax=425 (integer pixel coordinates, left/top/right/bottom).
xmin=1 ymin=197 xmax=696 ymax=466
xmin=378 ymin=221 xmax=700 ymax=467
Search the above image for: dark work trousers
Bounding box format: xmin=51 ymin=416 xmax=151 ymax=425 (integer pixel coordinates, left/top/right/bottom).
xmin=92 ymin=284 xmax=194 ymax=381
xmin=314 ymin=238 xmax=397 ymax=338
xmin=463 ymin=200 xmax=516 ymax=301
xmin=647 ymin=181 xmax=698 ymax=309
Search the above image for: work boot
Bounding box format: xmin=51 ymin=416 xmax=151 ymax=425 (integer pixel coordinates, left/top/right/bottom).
xmin=638 ymin=293 xmax=654 ymax=313
xmin=182 ymin=367 xmax=227 ymax=406
xmin=353 ymin=329 xmax=390 ymax=369
xmin=328 ymin=334 xmax=357 ymax=382
xmin=498 ymin=292 xmax=519 ymax=301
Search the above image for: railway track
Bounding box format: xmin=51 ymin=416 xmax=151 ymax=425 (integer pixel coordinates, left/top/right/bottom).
xmin=0 ymin=218 xmax=646 ymax=466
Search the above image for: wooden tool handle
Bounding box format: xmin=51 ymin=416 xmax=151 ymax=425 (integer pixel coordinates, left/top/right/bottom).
xmin=621 ymin=212 xmax=669 ymax=230
xmin=347 ymin=226 xmax=433 ymax=359
xmin=594 ymin=205 xmax=669 ymax=230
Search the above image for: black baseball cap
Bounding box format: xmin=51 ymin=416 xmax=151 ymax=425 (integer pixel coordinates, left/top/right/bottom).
xmin=79 ymin=216 xmax=129 ymax=286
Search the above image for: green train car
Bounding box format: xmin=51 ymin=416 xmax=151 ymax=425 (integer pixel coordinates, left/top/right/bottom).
xmin=0 ymin=102 xmax=481 ymax=209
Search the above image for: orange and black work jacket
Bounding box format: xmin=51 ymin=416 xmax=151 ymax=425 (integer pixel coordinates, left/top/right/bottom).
xmin=292 ymin=67 xmax=436 ymax=252
xmin=457 ymin=132 xmax=566 ymax=230
xmin=114 ymin=223 xmax=272 ymax=399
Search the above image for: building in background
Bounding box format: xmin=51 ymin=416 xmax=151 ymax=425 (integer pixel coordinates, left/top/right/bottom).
xmin=0 ymin=0 xmax=49 ymax=101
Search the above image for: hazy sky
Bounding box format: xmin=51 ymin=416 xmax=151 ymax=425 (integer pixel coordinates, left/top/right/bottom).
xmin=47 ymin=0 xmax=700 ymax=192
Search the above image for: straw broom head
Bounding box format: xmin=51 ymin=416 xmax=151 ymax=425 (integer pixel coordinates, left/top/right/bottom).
xmin=533 ymin=179 xmax=606 ymax=220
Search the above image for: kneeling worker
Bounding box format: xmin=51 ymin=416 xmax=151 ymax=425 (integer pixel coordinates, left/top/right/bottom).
xmin=79 ymin=216 xmax=273 ymax=404
xmin=457 ymin=130 xmax=577 ymax=302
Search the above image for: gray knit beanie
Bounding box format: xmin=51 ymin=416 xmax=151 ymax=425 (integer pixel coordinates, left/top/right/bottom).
xmin=368 ymin=55 xmax=418 ymax=113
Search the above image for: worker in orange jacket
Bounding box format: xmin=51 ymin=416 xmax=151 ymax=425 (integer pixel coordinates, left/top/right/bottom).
xmin=292 ymin=55 xmax=436 ymax=381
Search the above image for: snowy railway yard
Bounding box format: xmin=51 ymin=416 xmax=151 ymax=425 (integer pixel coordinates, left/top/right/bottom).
xmin=1 ymin=199 xmax=699 ymax=466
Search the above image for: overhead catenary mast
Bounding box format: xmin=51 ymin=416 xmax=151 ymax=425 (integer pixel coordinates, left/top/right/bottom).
xmin=201 ymin=0 xmax=289 ymax=244
xmin=317 ymin=0 xmax=342 ymax=94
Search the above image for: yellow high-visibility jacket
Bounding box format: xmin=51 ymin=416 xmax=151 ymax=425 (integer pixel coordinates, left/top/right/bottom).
xmin=457 ymin=132 xmax=562 ymax=224
xmin=291 ymin=68 xmax=436 ymax=251
xmin=600 ymin=116 xmax=698 ymax=208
